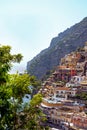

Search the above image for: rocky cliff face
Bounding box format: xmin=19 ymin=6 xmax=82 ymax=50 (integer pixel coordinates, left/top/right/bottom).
xmin=27 ymin=17 xmax=87 ymax=79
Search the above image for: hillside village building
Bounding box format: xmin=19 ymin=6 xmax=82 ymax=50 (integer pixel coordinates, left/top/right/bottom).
xmin=80 ymin=78 xmax=87 ymax=91
xmin=40 ymin=42 xmax=87 ymax=129
xmin=72 ymin=112 xmax=87 ymax=129
xmin=66 ymin=75 xmax=85 ymax=87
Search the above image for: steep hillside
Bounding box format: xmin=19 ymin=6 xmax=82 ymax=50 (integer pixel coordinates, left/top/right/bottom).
xmin=27 ymin=17 xmax=87 ymax=79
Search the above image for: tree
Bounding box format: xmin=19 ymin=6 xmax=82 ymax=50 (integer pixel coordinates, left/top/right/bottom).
xmin=0 ymin=45 xmax=49 ymax=130
xmin=0 ymin=45 xmax=23 ymax=129
xmin=16 ymin=94 xmax=48 ymax=130
xmin=0 ymin=45 xmax=23 ymax=85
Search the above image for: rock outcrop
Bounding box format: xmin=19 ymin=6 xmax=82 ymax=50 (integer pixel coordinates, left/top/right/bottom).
xmin=27 ymin=17 xmax=87 ymax=79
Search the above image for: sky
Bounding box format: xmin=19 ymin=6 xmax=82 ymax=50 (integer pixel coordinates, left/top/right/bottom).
xmin=0 ymin=0 xmax=87 ymax=72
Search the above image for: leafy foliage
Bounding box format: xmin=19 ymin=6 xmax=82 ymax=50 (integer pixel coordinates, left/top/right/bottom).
xmin=76 ymin=92 xmax=87 ymax=100
xmin=0 ymin=45 xmax=48 ymax=130
xmin=17 ymin=94 xmax=48 ymax=130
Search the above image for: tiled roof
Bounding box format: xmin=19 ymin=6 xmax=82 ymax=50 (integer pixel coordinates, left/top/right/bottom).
xmin=56 ymin=87 xmax=70 ymax=91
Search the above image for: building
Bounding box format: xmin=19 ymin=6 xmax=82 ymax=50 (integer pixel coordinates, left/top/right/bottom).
xmin=66 ymin=75 xmax=85 ymax=88
xmin=80 ymin=78 xmax=87 ymax=91
xmin=72 ymin=112 xmax=87 ymax=129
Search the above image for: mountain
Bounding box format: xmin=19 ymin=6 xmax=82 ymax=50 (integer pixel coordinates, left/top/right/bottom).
xmin=27 ymin=17 xmax=87 ymax=79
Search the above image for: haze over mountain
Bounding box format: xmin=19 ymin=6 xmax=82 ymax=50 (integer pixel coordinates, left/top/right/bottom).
xmin=27 ymin=17 xmax=87 ymax=79
xmin=10 ymin=64 xmax=26 ymax=74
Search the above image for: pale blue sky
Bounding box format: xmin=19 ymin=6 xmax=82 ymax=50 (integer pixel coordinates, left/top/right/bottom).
xmin=0 ymin=0 xmax=87 ymax=71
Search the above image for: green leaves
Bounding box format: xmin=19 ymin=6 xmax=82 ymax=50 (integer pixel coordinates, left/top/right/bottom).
xmin=12 ymin=54 xmax=23 ymax=63
xmin=0 ymin=45 xmax=23 ymax=86
xmin=0 ymin=45 xmax=48 ymax=130
xmin=30 ymin=93 xmax=42 ymax=107
xmin=76 ymin=92 xmax=87 ymax=100
xmin=22 ymin=93 xmax=47 ymax=130
xmin=9 ymin=73 xmax=31 ymax=101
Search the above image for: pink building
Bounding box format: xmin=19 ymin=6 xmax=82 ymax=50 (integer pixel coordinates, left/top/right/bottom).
xmin=72 ymin=113 xmax=87 ymax=129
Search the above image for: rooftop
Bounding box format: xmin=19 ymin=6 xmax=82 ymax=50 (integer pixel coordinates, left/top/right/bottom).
xmin=56 ymin=87 xmax=70 ymax=91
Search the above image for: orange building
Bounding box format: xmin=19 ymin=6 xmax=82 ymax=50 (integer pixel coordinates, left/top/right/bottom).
xmin=72 ymin=113 xmax=87 ymax=129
